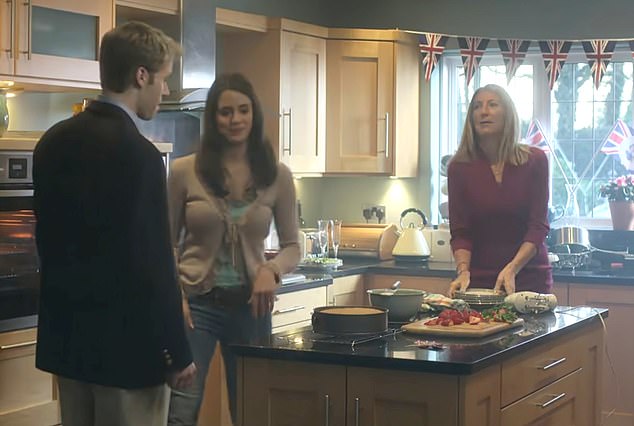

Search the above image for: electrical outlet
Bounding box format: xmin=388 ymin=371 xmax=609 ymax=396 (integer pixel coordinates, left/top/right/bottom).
xmin=374 ymin=205 xmax=386 ymax=224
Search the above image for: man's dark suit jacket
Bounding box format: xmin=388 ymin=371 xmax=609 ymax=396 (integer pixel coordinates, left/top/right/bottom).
xmin=33 ymin=100 xmax=192 ymax=388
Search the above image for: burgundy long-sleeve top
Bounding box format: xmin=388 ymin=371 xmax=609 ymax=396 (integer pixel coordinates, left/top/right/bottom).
xmin=448 ymin=147 xmax=552 ymax=293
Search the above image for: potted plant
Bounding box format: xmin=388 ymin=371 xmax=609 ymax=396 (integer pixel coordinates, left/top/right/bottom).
xmin=599 ymin=175 xmax=634 ymax=230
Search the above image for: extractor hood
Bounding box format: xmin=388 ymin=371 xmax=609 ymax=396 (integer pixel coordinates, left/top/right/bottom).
xmin=160 ymin=0 xmax=215 ymax=111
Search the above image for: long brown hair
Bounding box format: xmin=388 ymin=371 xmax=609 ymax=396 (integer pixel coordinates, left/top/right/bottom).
xmin=453 ymin=84 xmax=530 ymax=166
xmin=196 ymin=73 xmax=277 ymax=197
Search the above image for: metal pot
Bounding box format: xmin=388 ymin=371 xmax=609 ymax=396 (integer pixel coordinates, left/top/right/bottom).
xmin=549 ymin=226 xmax=591 ymax=254
xmin=312 ymin=306 xmax=388 ymax=335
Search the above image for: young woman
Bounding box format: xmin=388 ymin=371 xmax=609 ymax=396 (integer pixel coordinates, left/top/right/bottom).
xmin=167 ymin=73 xmax=300 ymax=425
xmin=447 ymin=84 xmax=552 ymax=297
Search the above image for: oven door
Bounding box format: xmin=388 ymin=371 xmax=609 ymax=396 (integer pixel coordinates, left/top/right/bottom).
xmin=0 ymin=190 xmax=39 ymax=322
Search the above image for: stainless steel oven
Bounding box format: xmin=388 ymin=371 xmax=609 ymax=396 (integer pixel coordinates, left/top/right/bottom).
xmin=0 ymin=150 xmax=39 ymax=321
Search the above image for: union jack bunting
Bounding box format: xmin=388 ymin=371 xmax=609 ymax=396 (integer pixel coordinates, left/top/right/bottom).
xmin=418 ymin=33 xmax=448 ymax=81
xmin=523 ymin=119 xmax=550 ymax=153
xmin=601 ymin=119 xmax=634 ymax=155
xmin=539 ymin=41 xmax=572 ymax=91
xmin=458 ymin=37 xmax=489 ymax=86
xmin=582 ymin=40 xmax=617 ymax=89
xmin=497 ymin=40 xmax=531 ymax=84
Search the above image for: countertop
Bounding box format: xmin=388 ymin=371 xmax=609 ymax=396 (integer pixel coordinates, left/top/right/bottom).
xmin=231 ymin=306 xmax=607 ymax=375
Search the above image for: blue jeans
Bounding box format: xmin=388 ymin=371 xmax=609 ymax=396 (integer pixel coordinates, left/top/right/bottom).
xmin=167 ymin=296 xmax=271 ymax=425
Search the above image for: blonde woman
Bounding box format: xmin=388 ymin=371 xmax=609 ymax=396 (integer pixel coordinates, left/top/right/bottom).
xmin=447 ymin=84 xmax=552 ymax=297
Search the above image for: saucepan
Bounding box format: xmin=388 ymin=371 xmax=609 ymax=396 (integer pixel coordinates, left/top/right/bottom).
xmin=549 ymin=226 xmax=591 ymax=253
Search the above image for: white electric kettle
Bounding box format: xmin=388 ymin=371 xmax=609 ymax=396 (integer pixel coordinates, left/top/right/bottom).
xmin=392 ymin=208 xmax=431 ymax=261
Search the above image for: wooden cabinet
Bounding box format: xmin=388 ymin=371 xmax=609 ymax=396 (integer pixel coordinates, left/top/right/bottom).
xmin=0 ymin=328 xmax=60 ymax=426
xmin=238 ymin=318 xmax=602 ymax=426
xmin=272 ymin=285 xmax=328 ymax=333
xmin=0 ymin=0 xmax=113 ymax=86
xmin=569 ymin=283 xmax=632 ymax=426
xmin=551 ymin=281 xmax=569 ymax=305
xmin=328 ymin=274 xmax=365 ymax=306
xmin=326 ymin=29 xmax=419 ymax=177
xmin=366 ymin=274 xmax=451 ymax=295
xmin=218 ymin=12 xmax=327 ymax=174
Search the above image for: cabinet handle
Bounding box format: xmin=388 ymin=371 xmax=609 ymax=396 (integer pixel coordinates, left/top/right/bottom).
xmin=377 ymin=112 xmax=389 ymax=158
xmin=272 ymin=305 xmax=305 ymax=315
xmin=1 ymin=339 xmax=36 ymax=350
xmin=536 ymin=392 xmax=566 ymax=408
xmin=5 ymin=0 xmax=14 ymax=58
xmin=540 ymin=357 xmax=566 ymax=370
xmin=20 ymin=0 xmax=31 ymax=59
xmin=324 ymin=394 xmax=329 ymax=426
xmin=354 ymin=397 xmax=360 ymax=426
xmin=281 ymin=109 xmax=292 ymax=155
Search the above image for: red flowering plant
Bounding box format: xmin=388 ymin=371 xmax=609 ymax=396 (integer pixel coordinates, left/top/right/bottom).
xmin=599 ymin=175 xmax=634 ymax=202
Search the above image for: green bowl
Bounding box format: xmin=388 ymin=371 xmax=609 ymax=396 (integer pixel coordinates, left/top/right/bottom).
xmin=366 ymin=288 xmax=426 ymax=322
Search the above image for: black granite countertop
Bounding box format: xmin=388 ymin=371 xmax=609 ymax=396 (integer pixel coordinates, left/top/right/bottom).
xmin=298 ymin=257 xmax=634 ymax=285
xmin=231 ymin=306 xmax=606 ymax=375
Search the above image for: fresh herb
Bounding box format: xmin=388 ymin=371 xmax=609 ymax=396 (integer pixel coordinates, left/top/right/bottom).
xmin=481 ymin=303 xmax=519 ymax=323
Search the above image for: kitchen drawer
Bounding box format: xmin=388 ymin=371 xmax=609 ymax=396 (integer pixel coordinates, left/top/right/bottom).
xmin=272 ymin=286 xmax=327 ymax=330
xmin=500 ymin=368 xmax=584 ymax=426
xmin=501 ymin=330 xmax=585 ymax=407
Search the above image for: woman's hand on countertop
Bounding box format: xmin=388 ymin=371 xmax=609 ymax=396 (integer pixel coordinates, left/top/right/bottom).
xmin=448 ymin=271 xmax=470 ymax=297
xmin=494 ymin=262 xmax=517 ymax=294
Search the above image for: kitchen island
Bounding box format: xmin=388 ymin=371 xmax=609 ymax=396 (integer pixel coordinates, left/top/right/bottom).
xmin=232 ymin=306 xmax=606 ymax=426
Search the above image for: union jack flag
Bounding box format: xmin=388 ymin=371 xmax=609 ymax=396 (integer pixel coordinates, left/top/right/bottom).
xmin=458 ymin=37 xmax=489 ymax=86
xmin=582 ymin=40 xmax=617 ymax=89
xmin=523 ymin=119 xmax=550 ymax=153
xmin=418 ymin=33 xmax=448 ymax=81
xmin=498 ymin=39 xmax=531 ymax=84
xmin=539 ymin=41 xmax=572 ymax=91
xmin=601 ymin=119 xmax=634 ymax=155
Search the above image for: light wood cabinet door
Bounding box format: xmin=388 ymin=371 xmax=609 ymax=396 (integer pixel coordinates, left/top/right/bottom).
xmin=242 ymin=358 xmax=346 ymax=426
xmin=330 ymin=274 xmax=365 ymax=306
xmin=279 ymin=31 xmax=326 ymax=173
xmin=551 ymin=281 xmax=569 ymax=306
xmin=14 ymin=0 xmax=113 ymax=84
xmin=366 ymin=274 xmax=451 ymax=296
xmin=569 ymin=283 xmax=631 ymax=426
xmin=326 ymin=39 xmax=394 ymax=174
xmin=0 ymin=0 xmax=14 ymax=75
xmin=347 ymin=366 xmax=458 ymax=426
xmin=0 ymin=328 xmax=60 ymax=426
xmin=219 ymin=16 xmax=327 ymax=174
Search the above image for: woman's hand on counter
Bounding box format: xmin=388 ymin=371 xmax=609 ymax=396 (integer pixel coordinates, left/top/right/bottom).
xmin=494 ymin=262 xmax=517 ymax=295
xmin=448 ymin=271 xmax=470 ymax=297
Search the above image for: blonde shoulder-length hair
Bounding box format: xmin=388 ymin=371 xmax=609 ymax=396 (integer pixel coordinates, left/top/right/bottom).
xmin=452 ymin=84 xmax=530 ymax=166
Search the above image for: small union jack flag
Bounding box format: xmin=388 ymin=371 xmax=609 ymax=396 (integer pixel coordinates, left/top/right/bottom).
xmin=498 ymin=39 xmax=531 ymax=84
xmin=418 ymin=33 xmax=448 ymax=81
xmin=539 ymin=41 xmax=572 ymax=91
xmin=523 ymin=119 xmax=551 ymax=153
xmin=582 ymin=40 xmax=617 ymax=89
xmin=458 ymin=37 xmax=489 ymax=86
xmin=601 ymin=119 xmax=634 ymax=155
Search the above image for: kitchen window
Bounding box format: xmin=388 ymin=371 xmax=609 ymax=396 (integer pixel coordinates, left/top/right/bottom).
xmin=434 ymin=44 xmax=634 ymax=228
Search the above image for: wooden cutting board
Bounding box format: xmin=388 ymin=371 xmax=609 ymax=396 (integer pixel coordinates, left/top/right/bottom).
xmin=401 ymin=318 xmax=524 ymax=337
